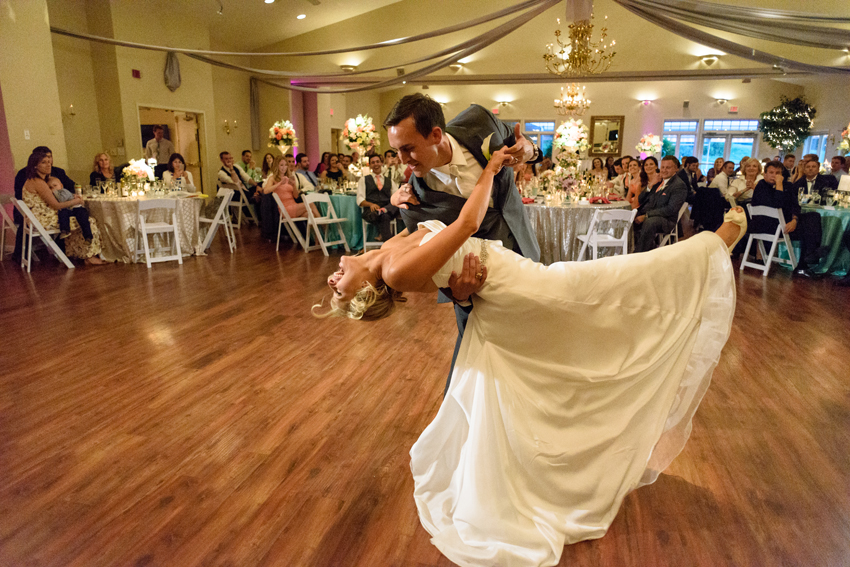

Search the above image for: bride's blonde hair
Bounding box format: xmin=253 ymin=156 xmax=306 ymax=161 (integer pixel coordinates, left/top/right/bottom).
xmin=312 ymin=279 xmax=406 ymax=322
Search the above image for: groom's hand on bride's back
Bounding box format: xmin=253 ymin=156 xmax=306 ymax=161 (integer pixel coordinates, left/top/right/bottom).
xmin=391 ymin=183 xmax=420 ymax=209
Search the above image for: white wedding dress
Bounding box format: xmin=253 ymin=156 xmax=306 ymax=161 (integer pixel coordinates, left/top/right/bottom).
xmin=410 ymin=220 xmax=735 ymax=567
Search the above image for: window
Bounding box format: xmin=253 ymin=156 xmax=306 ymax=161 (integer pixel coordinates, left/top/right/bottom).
xmin=662 ymin=121 xmax=698 ymax=159
xmin=802 ymin=133 xmax=828 ymax=163
xmin=523 ymin=120 xmax=555 ymax=159
xmin=703 ymin=119 xmax=759 ymax=132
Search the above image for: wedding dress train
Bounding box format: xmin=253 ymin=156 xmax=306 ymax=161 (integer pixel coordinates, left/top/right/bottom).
xmin=410 ymin=220 xmax=735 ymax=567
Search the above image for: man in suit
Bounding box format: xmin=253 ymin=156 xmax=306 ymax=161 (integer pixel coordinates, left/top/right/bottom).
xmin=384 ymin=94 xmax=541 ymax=394
xmin=217 ymin=151 xmax=261 ymax=221
xmin=793 ymin=159 xmax=838 ymax=203
xmin=831 ymin=156 xmax=847 ymax=181
xmin=294 ymin=153 xmax=319 ymax=188
xmin=357 ymin=154 xmax=401 ymax=242
xmin=12 ymin=145 xmax=76 ymax=261
xmin=634 ymin=155 xmax=688 ymax=253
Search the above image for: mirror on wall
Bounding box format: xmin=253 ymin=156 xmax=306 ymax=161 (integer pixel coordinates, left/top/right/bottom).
xmin=589 ymin=116 xmax=624 ymax=157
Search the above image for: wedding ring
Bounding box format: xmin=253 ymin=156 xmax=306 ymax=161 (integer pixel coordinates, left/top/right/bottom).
xmin=475 ymin=272 xmax=483 ymax=280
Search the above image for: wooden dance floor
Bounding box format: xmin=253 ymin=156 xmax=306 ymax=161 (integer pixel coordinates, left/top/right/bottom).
xmin=1 ymin=227 xmax=848 ymax=567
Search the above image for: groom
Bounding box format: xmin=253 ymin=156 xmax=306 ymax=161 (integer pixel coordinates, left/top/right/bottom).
xmin=385 ymin=94 xmax=541 ymax=394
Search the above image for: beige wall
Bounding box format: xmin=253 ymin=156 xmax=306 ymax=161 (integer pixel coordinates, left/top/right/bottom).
xmin=0 ymin=0 xmax=68 ymax=171
xmin=798 ymin=75 xmax=850 ymax=160
xmin=212 ymin=66 xmax=253 ymax=157
xmin=379 ymin=78 xmax=806 ymax=160
xmin=257 ymin=82 xmax=291 ymax=160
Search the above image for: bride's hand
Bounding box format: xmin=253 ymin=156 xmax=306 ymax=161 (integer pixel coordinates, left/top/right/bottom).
xmin=448 ymin=253 xmax=487 ymax=302
xmin=486 ymin=148 xmax=512 ymax=175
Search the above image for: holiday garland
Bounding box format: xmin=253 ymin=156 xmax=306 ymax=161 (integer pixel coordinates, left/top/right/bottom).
xmin=758 ymin=96 xmax=816 ymax=153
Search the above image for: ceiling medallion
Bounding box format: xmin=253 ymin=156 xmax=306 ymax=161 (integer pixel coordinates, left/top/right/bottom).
xmin=554 ymin=83 xmax=591 ymax=116
xmin=544 ymin=13 xmax=616 ymax=77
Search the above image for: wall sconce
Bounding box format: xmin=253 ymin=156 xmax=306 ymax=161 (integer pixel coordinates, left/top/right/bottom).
xmin=716 ymin=98 xmax=728 ymax=105
xmin=340 ymin=64 xmax=357 ymax=73
xmin=448 ymin=63 xmax=463 ymax=72
xmin=223 ymin=120 xmax=231 ymax=134
xmin=700 ymin=55 xmax=719 ymax=66
xmin=68 ymin=104 xmax=76 ymax=116
xmin=497 ymin=100 xmax=511 ymax=107
xmin=642 ymin=100 xmax=652 ymax=106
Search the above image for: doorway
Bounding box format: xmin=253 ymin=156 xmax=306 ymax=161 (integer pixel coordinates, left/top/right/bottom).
xmin=138 ymin=106 xmax=205 ymax=194
xmin=699 ymin=134 xmax=758 ymax=171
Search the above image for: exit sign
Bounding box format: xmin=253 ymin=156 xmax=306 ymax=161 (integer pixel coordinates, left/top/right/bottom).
xmin=728 ymin=105 xmax=739 ymax=113
xmin=491 ymin=107 xmax=500 ymax=115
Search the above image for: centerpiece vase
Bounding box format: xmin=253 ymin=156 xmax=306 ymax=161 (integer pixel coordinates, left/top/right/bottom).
xmin=277 ymin=144 xmax=290 ymax=155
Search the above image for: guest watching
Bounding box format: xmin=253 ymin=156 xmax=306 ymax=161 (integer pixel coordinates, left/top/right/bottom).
xmin=642 ymin=156 xmax=661 ymax=188
xmin=793 ymin=159 xmax=838 ymax=203
xmin=20 ymin=148 xmax=104 ymax=264
xmin=357 ymin=154 xmax=402 ymax=242
xmin=692 ymin=160 xmax=733 ymax=231
xmin=831 ymin=156 xmax=847 ymax=180
xmin=633 ymin=156 xmax=687 ymax=253
xmin=625 ymin=159 xmax=647 ymax=210
xmin=314 ymin=152 xmax=331 ymax=175
xmin=90 ymin=152 xmax=116 ymax=185
xmin=320 ymin=154 xmax=345 ymax=185
xmin=790 ymin=153 xmax=819 ymax=184
xmin=588 ymin=157 xmax=607 ymax=183
xmin=384 ymin=149 xmax=405 ymax=184
xmin=238 ymin=150 xmax=262 ymax=183
xmin=218 ymin=151 xmax=261 ymax=219
xmin=781 ymin=154 xmax=796 ymax=179
xmin=294 ymin=153 xmax=320 ymax=189
xmin=261 ymin=154 xmax=318 ymax=219
xmin=340 ymin=154 xmax=356 ymax=180
xmin=752 ymin=161 xmax=824 ymax=278
xmin=260 ymin=152 xmax=275 ymax=181
xmin=728 ymin=158 xmax=762 ymax=206
xmin=47 ymin=176 xmax=94 ymax=242
xmin=162 ymin=153 xmax=194 ymax=189
xmin=605 ymin=158 xmax=626 ymax=197
xmin=144 ymin=125 xmax=175 ymax=164
xmin=706 ymin=157 xmax=725 ymax=185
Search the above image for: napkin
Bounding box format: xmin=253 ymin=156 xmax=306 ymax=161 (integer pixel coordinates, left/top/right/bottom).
xmin=588 ymin=197 xmax=611 ymax=204
xmin=522 ymin=197 xmax=535 ymax=204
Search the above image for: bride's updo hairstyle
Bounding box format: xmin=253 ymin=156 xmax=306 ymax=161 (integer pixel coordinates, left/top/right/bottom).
xmin=313 ymin=279 xmax=406 ymax=322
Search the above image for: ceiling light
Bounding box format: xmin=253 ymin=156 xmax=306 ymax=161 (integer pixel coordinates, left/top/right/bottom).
xmin=297 ymin=14 xmax=306 ymax=19
xmin=340 ymin=65 xmax=357 ymax=73
xmin=554 ymin=83 xmax=591 ymax=116
xmin=716 ymin=98 xmax=728 ymax=105
xmin=701 ymin=55 xmax=719 ymax=66
xmin=402 ymin=80 xmax=407 ymax=84
xmin=544 ymin=14 xmax=616 ymax=77
xmin=264 ymin=0 xmax=274 ymax=3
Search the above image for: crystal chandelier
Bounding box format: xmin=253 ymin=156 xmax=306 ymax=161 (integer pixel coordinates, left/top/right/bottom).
xmin=554 ymin=83 xmax=591 ymax=115
xmin=544 ymin=14 xmax=616 ymax=77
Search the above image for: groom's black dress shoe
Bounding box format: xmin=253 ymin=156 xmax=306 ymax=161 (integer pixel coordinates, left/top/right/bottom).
xmin=793 ymin=267 xmax=822 ymax=279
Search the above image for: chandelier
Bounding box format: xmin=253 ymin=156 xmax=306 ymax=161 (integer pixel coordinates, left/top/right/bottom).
xmin=554 ymin=83 xmax=591 ymax=115
xmin=544 ymin=14 xmax=616 ymax=77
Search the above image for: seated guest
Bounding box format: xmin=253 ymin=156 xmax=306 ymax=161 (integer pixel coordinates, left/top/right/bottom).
xmin=339 ymin=154 xmax=353 ymax=177
xmin=621 ymin=155 xmax=633 ymax=171
xmin=691 ymin=160 xmax=733 ymax=232
xmin=535 ymin=156 xmax=553 ymax=174
xmin=383 ymin=149 xmax=406 ymax=184
xmin=625 ymin=159 xmax=648 ymax=210
xmin=261 ymin=154 xmax=318 ymax=219
xmin=679 ymin=156 xmax=702 ymax=193
xmin=709 ymin=160 xmax=735 ymax=197
xmin=47 ymin=176 xmax=93 ymax=241
xmin=781 ymin=154 xmax=796 ymax=180
xmin=294 ymin=153 xmax=320 ymax=189
xmin=728 ymin=158 xmax=762 ymax=205
xmin=706 ymin=157 xmax=724 ymax=185
xmin=90 ymin=152 xmax=116 ymax=185
xmin=642 ymin=156 xmax=661 ymax=188
xmin=752 ymin=161 xmax=824 ymax=278
xmin=605 ymin=158 xmax=626 ymax=197
xmin=793 ymin=159 xmax=838 ymax=203
xmin=733 ymin=155 xmax=749 ymax=176
xmin=260 ymin=152 xmax=275 ymax=181
xmin=20 ymin=148 xmax=104 ymax=264
xmin=314 ymin=152 xmax=330 ymax=176
xmin=144 ymin=125 xmax=175 ymax=165
xmin=633 ymin=156 xmax=687 ymax=253
xmin=831 ymin=156 xmax=847 ymax=180
xmin=218 ymin=151 xmax=261 ymax=220
xmin=605 ymin=156 xmax=616 ymax=179
xmin=357 ymin=154 xmax=402 ymax=242
xmin=588 ymin=157 xmax=607 ymax=183
xmin=13 ymin=145 xmax=76 ymax=261
xmin=238 ymin=150 xmax=262 ymax=183
xmin=162 ymin=153 xmax=194 ymax=189
xmin=790 ymin=153 xmax=819 ymax=184
xmin=320 ymin=154 xmax=346 ymax=185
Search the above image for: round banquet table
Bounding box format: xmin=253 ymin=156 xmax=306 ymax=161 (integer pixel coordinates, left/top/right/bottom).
xmin=84 ymin=193 xmax=205 ymax=263
xmin=314 ymin=193 xmax=384 ymax=251
xmin=524 ymin=201 xmax=632 ymax=265
xmin=776 ymin=205 xmax=850 ymax=276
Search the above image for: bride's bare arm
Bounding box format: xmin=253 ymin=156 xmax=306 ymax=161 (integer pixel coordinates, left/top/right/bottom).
xmin=383 ymin=149 xmax=510 ymax=291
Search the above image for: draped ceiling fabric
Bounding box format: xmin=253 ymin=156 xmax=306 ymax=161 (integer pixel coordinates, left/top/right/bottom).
xmin=49 ymin=0 xmax=850 ymax=94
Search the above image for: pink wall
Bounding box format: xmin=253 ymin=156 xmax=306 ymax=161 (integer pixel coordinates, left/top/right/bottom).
xmin=0 ymin=80 xmax=16 ymax=221
xmin=303 ymin=92 xmax=319 ymax=167
xmin=289 ymin=87 xmax=304 ymax=159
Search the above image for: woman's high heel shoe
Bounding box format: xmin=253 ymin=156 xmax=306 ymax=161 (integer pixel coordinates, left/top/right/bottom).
xmin=723 ymin=207 xmax=747 ymax=254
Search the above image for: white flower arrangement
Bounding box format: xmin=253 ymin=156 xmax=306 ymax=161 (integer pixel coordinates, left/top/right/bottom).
xmin=636 ymin=134 xmax=662 ymax=154
xmin=122 ymin=158 xmax=154 ymax=182
xmin=838 ymin=122 xmax=850 ymax=154
xmin=342 ymin=114 xmax=379 ymax=153
xmin=553 ymin=119 xmax=590 ymax=154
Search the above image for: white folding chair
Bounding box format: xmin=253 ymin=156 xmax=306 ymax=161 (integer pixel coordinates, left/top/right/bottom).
xmin=362 ymin=217 xmax=398 ymax=251
xmin=1 ymin=194 xmax=18 ymax=261
xmin=135 ymin=199 xmax=183 ymax=268
xmin=15 ymin=199 xmax=75 ymax=272
xmin=302 ymin=193 xmax=350 ymax=256
xmin=740 ymin=204 xmax=798 ymax=277
xmin=576 ymin=208 xmax=637 ymax=261
xmin=200 ymin=188 xmax=236 ymax=253
xmin=271 ymin=193 xmax=310 ymax=252
xmin=657 ymin=201 xmax=690 ymax=248
xmin=221 ymin=183 xmax=259 ymax=229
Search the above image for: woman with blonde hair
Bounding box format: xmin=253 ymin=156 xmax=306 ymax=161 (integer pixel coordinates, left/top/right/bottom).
xmin=261 ymin=154 xmax=318 ymax=219
xmin=317 ymin=145 xmax=747 ymax=566
xmin=728 ymin=157 xmax=762 ymax=206
xmin=90 ymin=152 xmax=115 ymax=186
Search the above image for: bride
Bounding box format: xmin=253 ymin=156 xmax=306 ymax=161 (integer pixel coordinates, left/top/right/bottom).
xmin=320 ymin=148 xmax=744 ymax=567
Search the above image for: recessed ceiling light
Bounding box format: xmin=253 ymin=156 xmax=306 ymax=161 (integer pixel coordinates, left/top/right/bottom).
xmin=297 ymin=14 xmax=306 ymax=19
xmin=264 ymin=0 xmax=274 ymax=4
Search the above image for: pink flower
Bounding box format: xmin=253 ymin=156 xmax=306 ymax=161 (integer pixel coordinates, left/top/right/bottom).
xmin=276 ymin=133 xmax=282 ymax=140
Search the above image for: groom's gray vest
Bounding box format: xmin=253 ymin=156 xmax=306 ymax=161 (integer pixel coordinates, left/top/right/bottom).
xmin=399 ymin=104 xmax=541 ymax=263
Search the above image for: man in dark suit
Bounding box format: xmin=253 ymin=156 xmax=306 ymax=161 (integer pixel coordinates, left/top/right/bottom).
xmin=384 ymin=94 xmax=541 ymax=394
xmin=634 ymin=155 xmax=688 ymax=253
xmin=12 ymin=146 xmax=76 ymax=261
xmin=793 ymin=159 xmax=838 ymax=203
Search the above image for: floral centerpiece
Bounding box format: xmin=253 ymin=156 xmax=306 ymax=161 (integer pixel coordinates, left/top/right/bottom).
xmin=342 ymin=114 xmax=379 ymax=155
xmin=553 ymin=118 xmax=589 ymax=160
xmin=122 ymin=158 xmax=154 ymax=182
xmin=269 ymin=120 xmax=297 ymax=154
xmin=636 ymin=133 xmax=662 ymax=156
xmin=838 ymin=121 xmax=850 ymax=155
